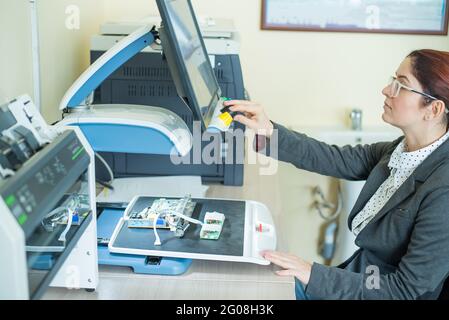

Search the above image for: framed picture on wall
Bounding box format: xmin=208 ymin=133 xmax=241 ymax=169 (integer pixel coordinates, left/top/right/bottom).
xmin=261 ymin=0 xmax=449 ymax=35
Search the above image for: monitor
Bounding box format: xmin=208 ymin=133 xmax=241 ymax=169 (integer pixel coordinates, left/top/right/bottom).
xmin=156 ymin=0 xmax=223 ymax=130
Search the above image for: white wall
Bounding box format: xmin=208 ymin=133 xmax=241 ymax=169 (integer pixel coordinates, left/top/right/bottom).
xmin=37 ymin=0 xmax=104 ymax=123
xmin=0 ymin=0 xmax=33 ymax=105
xmin=0 ymin=0 xmax=104 ymax=123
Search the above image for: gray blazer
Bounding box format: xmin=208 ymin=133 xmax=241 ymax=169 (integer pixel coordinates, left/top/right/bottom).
xmin=268 ymin=123 xmax=449 ymax=299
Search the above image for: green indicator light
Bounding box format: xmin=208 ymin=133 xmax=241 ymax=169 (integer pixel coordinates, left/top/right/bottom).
xmin=18 ymin=213 xmax=28 ymax=226
xmin=5 ymin=195 xmax=16 ymax=207
xmin=72 ymin=147 xmax=85 ymax=161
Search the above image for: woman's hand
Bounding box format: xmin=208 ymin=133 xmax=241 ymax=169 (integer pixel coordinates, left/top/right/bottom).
xmin=262 ymin=250 xmax=312 ymax=285
xmin=224 ymin=100 xmax=274 ymax=137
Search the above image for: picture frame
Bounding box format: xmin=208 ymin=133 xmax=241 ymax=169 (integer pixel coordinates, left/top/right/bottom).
xmin=261 ymin=0 xmax=449 ymax=35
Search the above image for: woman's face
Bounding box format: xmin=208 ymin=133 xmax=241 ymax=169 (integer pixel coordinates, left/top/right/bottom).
xmin=381 ymin=57 xmax=428 ymax=129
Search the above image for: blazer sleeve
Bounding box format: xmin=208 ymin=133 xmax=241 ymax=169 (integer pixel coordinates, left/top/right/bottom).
xmin=260 ymin=122 xmax=395 ymax=181
xmin=304 ymin=186 xmax=449 ymax=300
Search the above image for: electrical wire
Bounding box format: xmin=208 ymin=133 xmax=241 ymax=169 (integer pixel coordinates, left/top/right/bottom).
xmin=58 ymin=208 xmax=73 ymax=244
xmin=41 ymin=207 xmax=67 ymax=232
xmin=95 ymin=152 xmax=114 ymax=183
xmin=96 ymin=179 xmax=114 ymax=191
xmin=57 ymin=195 xmax=78 ymax=242
xmin=153 ymin=210 xmax=203 ymax=246
xmin=313 ymin=185 xmax=343 ymax=222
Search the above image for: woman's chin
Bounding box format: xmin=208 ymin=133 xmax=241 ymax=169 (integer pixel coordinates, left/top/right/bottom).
xmin=382 ymin=113 xmax=400 ymax=129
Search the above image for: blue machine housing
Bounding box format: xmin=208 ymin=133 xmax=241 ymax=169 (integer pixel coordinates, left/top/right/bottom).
xmin=65 ymin=31 xmax=155 ymax=109
xmin=97 ymin=209 xmax=192 ymax=275
xmin=77 ymin=123 xmax=174 ymax=155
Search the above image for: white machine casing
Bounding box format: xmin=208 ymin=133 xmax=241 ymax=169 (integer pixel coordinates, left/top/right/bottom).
xmin=57 ymin=105 xmax=192 ymax=157
xmin=57 ymin=25 xmax=193 ymax=158
xmin=91 ymin=17 xmax=240 ymax=70
xmin=4 ymin=95 xmax=57 ymax=146
xmin=48 ymin=125 xmax=99 ymax=292
xmin=0 ymin=96 xmax=98 ymax=299
xmin=0 ymin=196 xmax=28 ymax=298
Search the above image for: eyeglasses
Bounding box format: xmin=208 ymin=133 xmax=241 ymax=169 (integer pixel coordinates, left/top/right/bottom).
xmin=387 ymin=76 xmax=437 ymax=100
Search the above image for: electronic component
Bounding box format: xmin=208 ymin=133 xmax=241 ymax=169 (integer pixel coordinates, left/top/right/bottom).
xmin=200 ymin=224 xmax=222 ymax=240
xmin=41 ymin=194 xmax=90 ymax=235
xmin=127 ymin=195 xmax=196 ymax=233
xmin=200 ymin=211 xmax=225 ymax=240
xmin=204 ymin=211 xmax=225 ymax=225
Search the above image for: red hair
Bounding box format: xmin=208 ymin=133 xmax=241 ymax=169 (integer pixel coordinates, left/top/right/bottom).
xmin=408 ymin=49 xmax=449 ymax=120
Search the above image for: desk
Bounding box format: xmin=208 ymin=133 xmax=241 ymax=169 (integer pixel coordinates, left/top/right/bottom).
xmin=42 ymin=162 xmax=328 ymax=300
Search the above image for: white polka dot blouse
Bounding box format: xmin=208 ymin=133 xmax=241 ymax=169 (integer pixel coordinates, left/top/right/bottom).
xmin=351 ymin=130 xmax=449 ymax=236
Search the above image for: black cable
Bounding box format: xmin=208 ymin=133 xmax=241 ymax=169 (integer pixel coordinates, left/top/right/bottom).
xmin=96 ymin=179 xmax=114 ymax=191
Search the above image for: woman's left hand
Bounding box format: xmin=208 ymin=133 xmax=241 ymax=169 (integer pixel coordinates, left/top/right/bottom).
xmin=262 ymin=250 xmax=313 ymax=285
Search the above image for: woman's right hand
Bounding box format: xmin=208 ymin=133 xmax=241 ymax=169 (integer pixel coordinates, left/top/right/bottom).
xmin=223 ymin=100 xmax=274 ymax=137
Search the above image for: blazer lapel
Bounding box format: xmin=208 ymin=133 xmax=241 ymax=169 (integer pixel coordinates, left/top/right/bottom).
xmin=378 ymin=136 xmax=449 ymax=224
xmin=361 ymin=174 xmax=416 ymax=228
xmin=347 ymin=157 xmax=390 ymax=229
xmin=348 ymin=136 xmax=449 ymax=231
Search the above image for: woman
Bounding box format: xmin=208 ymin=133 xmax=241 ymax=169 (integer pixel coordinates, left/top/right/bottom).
xmin=224 ymin=49 xmax=449 ymax=300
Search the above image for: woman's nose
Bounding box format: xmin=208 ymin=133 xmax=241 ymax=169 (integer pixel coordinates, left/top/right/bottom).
xmin=381 ymin=85 xmax=390 ymax=97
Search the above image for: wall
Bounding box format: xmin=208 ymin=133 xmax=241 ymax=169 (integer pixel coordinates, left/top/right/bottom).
xmin=102 ymin=0 xmax=449 ymax=128
xmin=0 ymin=0 xmax=104 ymax=123
xmin=0 ymin=0 xmax=33 ymax=105
xmin=38 ymin=0 xmax=105 ymax=123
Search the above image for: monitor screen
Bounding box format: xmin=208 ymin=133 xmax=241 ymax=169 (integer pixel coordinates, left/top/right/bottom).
xmin=157 ymin=0 xmax=221 ymax=129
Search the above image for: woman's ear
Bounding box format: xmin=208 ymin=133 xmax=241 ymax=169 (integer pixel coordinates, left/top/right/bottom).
xmin=427 ymin=100 xmax=446 ymax=120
